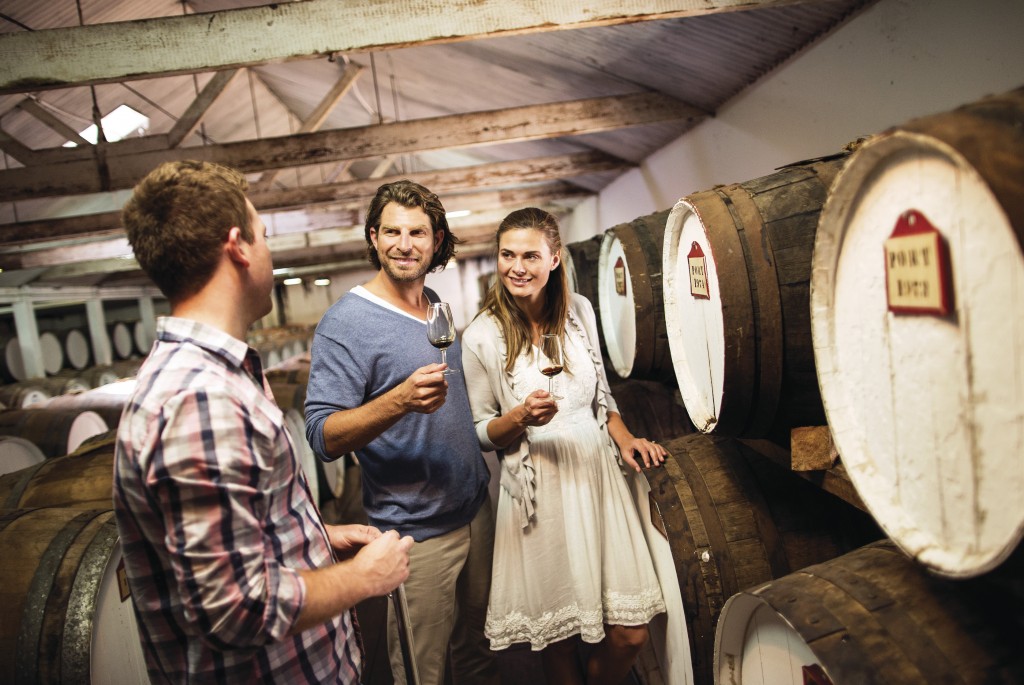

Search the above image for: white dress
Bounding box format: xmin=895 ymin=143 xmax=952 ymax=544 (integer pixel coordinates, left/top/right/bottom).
xmin=484 ymin=323 xmax=666 ymax=651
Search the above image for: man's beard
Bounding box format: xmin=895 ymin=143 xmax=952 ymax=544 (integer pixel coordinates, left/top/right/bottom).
xmin=379 ymin=250 xmax=431 ymax=282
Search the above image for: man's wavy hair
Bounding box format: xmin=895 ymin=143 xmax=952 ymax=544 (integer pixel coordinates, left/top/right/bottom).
xmin=363 ymin=180 xmax=459 ymax=272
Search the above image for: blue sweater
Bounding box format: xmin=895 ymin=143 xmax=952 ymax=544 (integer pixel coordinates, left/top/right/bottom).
xmin=304 ymin=287 xmax=490 ymax=541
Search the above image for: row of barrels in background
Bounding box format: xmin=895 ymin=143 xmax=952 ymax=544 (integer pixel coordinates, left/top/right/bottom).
xmin=562 ymin=86 xmax=1024 ymax=683
xmin=0 ymin=321 xmax=152 ymax=384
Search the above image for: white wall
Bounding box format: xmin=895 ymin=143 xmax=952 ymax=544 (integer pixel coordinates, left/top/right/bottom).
xmin=564 ymin=0 xmax=1024 ymax=237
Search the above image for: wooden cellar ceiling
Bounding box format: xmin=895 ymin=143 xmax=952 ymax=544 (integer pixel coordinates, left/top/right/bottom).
xmin=0 ymin=0 xmax=873 ymax=292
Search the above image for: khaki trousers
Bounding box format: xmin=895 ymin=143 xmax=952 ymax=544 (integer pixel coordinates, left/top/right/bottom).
xmin=388 ymin=497 xmax=500 ymax=685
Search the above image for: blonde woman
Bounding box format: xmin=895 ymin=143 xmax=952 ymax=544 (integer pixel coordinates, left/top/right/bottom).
xmin=463 ymin=208 xmax=667 ymax=684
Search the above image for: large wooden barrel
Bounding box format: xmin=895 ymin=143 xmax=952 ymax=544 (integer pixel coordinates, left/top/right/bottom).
xmin=0 ymin=381 xmax=51 ymax=408
xmin=0 ymin=507 xmax=148 ymax=683
xmin=565 ymin=233 xmax=607 ymax=352
xmin=42 ymin=381 xmax=132 ymax=428
xmin=282 ymin=408 xmax=321 ymax=507
xmin=131 ymin=321 xmax=154 ymax=357
xmin=662 ymin=153 xmax=848 ymax=438
xmin=810 ymin=86 xmax=1024 ymax=578
xmin=598 ymin=210 xmax=673 ymax=381
xmin=714 ymin=541 xmax=1024 ymax=684
xmin=61 ymin=328 xmax=91 ymax=370
xmin=632 ymin=433 xmax=878 ymax=685
xmin=108 ymin=322 xmax=134 ymax=360
xmin=1 ymin=334 xmax=64 ymax=381
xmin=0 ymin=436 xmax=46 ymax=479
xmin=608 ymin=377 xmax=694 ymax=443
xmin=0 ymin=430 xmax=116 ymax=510
xmin=0 ymin=408 xmax=109 ymax=458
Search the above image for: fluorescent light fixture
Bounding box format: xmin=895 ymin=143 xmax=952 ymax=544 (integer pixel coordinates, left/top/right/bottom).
xmin=282 ymin=277 xmax=303 ymax=286
xmin=446 ymin=210 xmax=472 ymax=219
xmin=314 ymin=278 xmax=331 ymax=286
xmin=64 ymin=104 xmax=150 ymax=147
xmin=273 ymin=268 xmax=291 ymax=275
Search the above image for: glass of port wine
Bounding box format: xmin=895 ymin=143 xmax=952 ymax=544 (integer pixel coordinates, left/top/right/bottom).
xmin=538 ymin=334 xmax=563 ymax=400
xmin=426 ymin=302 xmax=459 ymax=375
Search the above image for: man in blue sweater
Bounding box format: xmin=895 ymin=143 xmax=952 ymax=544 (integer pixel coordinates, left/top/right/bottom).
xmin=305 ymin=180 xmax=498 ymax=685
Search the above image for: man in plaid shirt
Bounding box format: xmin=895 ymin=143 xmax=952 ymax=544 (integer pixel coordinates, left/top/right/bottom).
xmin=113 ymin=160 xmax=413 ymax=683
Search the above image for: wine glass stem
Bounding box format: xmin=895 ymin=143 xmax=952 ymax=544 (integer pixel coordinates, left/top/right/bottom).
xmin=441 ymin=348 xmax=448 ymax=367
xmin=548 ymin=377 xmax=553 ymax=395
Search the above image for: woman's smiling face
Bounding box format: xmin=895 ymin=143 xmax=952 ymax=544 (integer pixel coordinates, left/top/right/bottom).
xmin=498 ymin=227 xmax=560 ymax=306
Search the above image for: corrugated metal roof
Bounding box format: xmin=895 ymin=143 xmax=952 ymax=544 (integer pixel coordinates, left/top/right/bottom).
xmin=0 ymin=0 xmax=872 ymax=287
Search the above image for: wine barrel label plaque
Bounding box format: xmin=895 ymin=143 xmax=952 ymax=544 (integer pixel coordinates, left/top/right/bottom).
xmin=883 ymin=209 xmax=952 ymax=315
xmin=688 ymin=241 xmax=710 ymax=299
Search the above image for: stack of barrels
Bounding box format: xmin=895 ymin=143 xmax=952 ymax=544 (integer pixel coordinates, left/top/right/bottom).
xmin=0 ymin=324 xmax=329 ymax=683
xmin=564 ymin=86 xmax=1024 ymax=684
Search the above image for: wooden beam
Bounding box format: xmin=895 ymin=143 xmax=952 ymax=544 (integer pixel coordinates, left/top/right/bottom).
xmin=0 ymin=94 xmax=688 ymax=202
xmin=250 ymin=64 xmax=363 ymax=192
xmin=167 ymin=68 xmax=240 ymax=148
xmin=0 ymin=152 xmax=621 ymax=245
xmin=17 ymin=98 xmax=90 ymax=145
xmin=0 ymin=0 xmax=812 ymax=94
xmin=0 ymin=127 xmax=40 ymax=165
xmin=0 ymin=179 xmax=593 ymax=270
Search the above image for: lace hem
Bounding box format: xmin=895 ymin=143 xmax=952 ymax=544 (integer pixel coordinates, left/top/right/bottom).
xmin=485 ymin=588 xmax=666 ymax=651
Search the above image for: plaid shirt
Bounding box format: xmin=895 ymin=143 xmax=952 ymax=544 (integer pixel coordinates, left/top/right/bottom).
xmin=114 ymin=317 xmax=361 ymax=684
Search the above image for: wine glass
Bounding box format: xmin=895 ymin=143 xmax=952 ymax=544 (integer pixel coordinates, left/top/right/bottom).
xmin=538 ymin=333 xmax=563 ymax=400
xmin=426 ymin=302 xmax=459 ymax=375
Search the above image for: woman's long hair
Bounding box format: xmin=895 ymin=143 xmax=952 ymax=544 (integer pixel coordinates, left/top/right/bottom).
xmin=480 ymin=208 xmax=571 ymax=374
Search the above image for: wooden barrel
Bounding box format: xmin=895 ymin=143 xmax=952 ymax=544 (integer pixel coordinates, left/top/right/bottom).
xmin=597 ymin=210 xmax=673 ymax=381
xmin=265 ymin=357 xmax=311 ymax=384
xmin=0 ymin=436 xmax=46 ymax=479
xmin=810 ymin=87 xmax=1024 ymax=578
xmin=2 ymin=336 xmax=28 ymax=382
xmin=39 ymin=331 xmax=65 ymax=375
xmin=608 ymin=376 xmax=694 ymax=442
xmin=635 ymin=433 xmax=879 ymax=685
xmin=662 ymin=153 xmax=848 ymax=438
xmin=61 ymin=328 xmax=91 ymax=370
xmin=0 ymin=408 xmax=109 ymax=458
xmin=131 ymin=321 xmax=153 ymax=357
xmin=33 ymin=375 xmax=91 ymax=396
xmin=566 ymin=233 xmax=607 ymax=352
xmin=0 ymin=507 xmax=148 ymax=683
xmin=0 ymin=382 xmax=51 ymax=409
xmin=73 ymin=364 xmax=122 ymax=389
xmin=714 ymin=540 xmax=1024 ymax=684
xmin=282 ymin=408 xmax=320 ymax=507
xmin=108 ymin=322 xmax=134 ymax=360
xmin=0 ymin=430 xmax=116 ymax=510
xmin=269 ymin=380 xmax=306 ymax=414
xmin=42 ymin=382 xmax=132 ymax=428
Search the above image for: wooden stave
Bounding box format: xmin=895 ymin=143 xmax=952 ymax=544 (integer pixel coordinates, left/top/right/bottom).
xmin=598 ymin=210 xmax=674 ymax=382
xmin=664 ymin=155 xmax=847 ymax=438
xmin=714 ymin=540 xmax=1024 ymax=684
xmin=810 ymin=88 xmax=1024 ymax=579
xmin=641 ymin=433 xmax=878 ymax=685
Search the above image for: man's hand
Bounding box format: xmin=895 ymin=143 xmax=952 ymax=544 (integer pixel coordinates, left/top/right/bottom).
xmin=349 ymin=529 xmax=415 ymax=597
xmin=326 ymin=524 xmax=381 ymax=559
xmin=397 ymin=363 xmax=449 ymax=414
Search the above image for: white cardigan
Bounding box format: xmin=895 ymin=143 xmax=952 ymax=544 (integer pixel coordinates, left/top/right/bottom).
xmin=462 ymin=293 xmax=620 ymax=528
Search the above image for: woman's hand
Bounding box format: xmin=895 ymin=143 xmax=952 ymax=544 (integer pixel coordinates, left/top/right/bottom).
xmin=516 ymin=390 xmax=559 ymax=427
xmin=326 ymin=524 xmax=382 ymax=559
xmin=607 ymin=411 xmax=667 ymax=472
xmin=615 ymin=435 xmax=668 ymax=473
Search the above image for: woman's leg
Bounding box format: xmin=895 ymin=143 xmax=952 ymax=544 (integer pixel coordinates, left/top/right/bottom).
xmin=585 ymin=624 xmax=648 ymax=685
xmin=541 ymin=637 xmax=585 ymax=685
